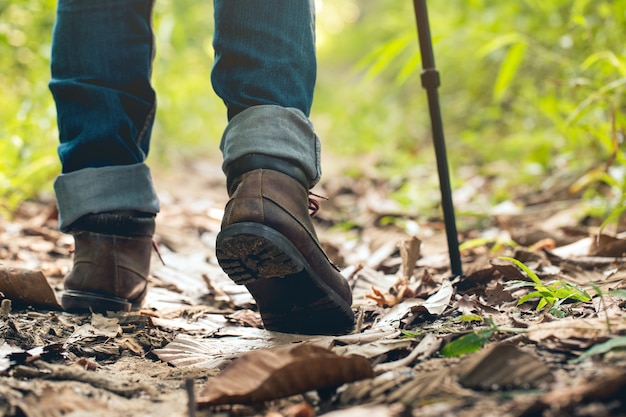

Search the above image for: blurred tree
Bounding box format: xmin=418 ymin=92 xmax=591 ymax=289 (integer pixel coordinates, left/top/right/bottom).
xmin=1 ymin=0 xmax=624 ymax=222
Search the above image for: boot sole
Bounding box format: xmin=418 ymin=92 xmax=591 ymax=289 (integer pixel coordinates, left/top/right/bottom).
xmin=62 ymin=290 xmax=145 ymax=313
xmin=216 ymin=222 xmax=354 ymax=335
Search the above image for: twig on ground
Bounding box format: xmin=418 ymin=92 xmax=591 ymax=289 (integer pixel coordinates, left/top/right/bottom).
xmin=186 ymin=378 xmax=196 ymax=417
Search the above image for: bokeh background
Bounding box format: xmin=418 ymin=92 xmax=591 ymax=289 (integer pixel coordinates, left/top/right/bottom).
xmin=1 ymin=0 xmax=625 ymax=226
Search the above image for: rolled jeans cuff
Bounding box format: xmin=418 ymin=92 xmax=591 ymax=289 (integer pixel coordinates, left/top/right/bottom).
xmin=54 ymin=163 xmax=160 ymax=231
xmin=220 ymin=105 xmax=321 ymax=187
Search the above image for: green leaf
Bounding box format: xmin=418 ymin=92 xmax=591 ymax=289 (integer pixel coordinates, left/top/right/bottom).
xmin=499 ymin=257 xmax=543 ymax=286
xmin=493 ymin=41 xmax=527 ymax=102
xmin=599 ymin=204 xmax=626 ymax=235
xmin=440 ymin=329 xmax=495 ymax=357
xmin=477 ymin=32 xmax=526 ymax=58
xmin=609 ymin=289 xmax=626 ymax=299
xmin=570 ymin=335 xmax=626 ymax=364
xmin=536 ymin=297 xmax=549 ymax=311
xmin=567 ymin=77 xmax=626 ymax=125
xmin=454 ymin=314 xmax=484 ymax=323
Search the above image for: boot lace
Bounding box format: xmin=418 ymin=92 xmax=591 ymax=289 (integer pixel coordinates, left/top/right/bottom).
xmin=308 ymin=191 xmax=328 ymax=217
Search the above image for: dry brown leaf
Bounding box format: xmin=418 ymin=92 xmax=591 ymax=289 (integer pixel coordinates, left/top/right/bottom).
xmin=363 ymin=237 xmax=422 ymax=307
xmin=283 ymin=402 xmax=315 ymax=417
xmin=333 ymin=338 xmax=414 ymax=359
xmin=374 ymin=280 xmax=453 ymax=329
xmin=374 ymin=334 xmax=441 ymax=372
xmin=527 ymin=317 xmax=626 ymax=350
xmin=320 ymin=404 xmax=405 ymax=417
xmin=116 ymin=336 xmax=145 ymax=356
xmin=456 ymin=343 xmax=554 ymax=390
xmin=589 ymin=234 xmax=626 ymax=257
xmin=0 ymin=265 xmax=61 ymax=309
xmin=529 ymin=238 xmax=556 ymax=252
xmin=150 ymin=313 xmax=228 ymax=334
xmin=483 ymin=282 xmax=514 ymax=306
xmin=226 ymin=309 xmax=264 ymax=328
xmin=527 ymin=369 xmax=626 ymax=413
xmin=399 ymin=236 xmax=421 ymax=281
xmin=155 ymin=330 xmax=334 ymax=370
xmin=197 ymin=344 xmax=374 ymax=406
xmin=490 ymin=259 xmax=529 ymax=282
xmin=76 ymin=357 xmax=100 ymax=371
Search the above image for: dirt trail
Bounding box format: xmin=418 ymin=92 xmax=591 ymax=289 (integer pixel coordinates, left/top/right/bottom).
xmin=1 ymin=159 xmax=625 ymax=417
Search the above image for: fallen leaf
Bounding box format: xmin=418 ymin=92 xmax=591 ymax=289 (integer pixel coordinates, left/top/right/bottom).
xmin=226 ymin=309 xmax=263 ymax=329
xmin=0 ymin=342 xmax=23 ymax=372
xmin=528 ymin=369 xmax=626 ymax=412
xmin=373 ymin=280 xmax=453 ymax=329
xmin=483 ymin=282 xmax=514 ymax=305
xmin=150 ymin=313 xmax=228 ymax=334
xmin=196 ymin=344 xmax=374 ymax=406
xmin=384 ymin=368 xmax=471 ymax=404
xmin=64 ymin=313 xmax=121 ymax=348
xmin=319 ymin=404 xmax=406 ymax=417
xmin=155 ymin=330 xmax=334 ymax=370
xmin=374 ymin=334 xmax=441 ymax=372
xmin=116 ymin=336 xmax=145 ymax=356
xmin=440 ymin=329 xmax=495 ymax=358
xmin=0 ymin=265 xmax=61 ymax=309
xmin=527 ymin=317 xmax=626 ymax=350
xmin=422 ymin=279 xmax=453 ymax=315
xmin=283 ymin=402 xmax=315 ymax=417
xmin=589 ymin=234 xmax=626 ymax=257
xmin=399 ymin=236 xmax=421 ymax=280
xmin=76 ymin=357 xmax=100 ymax=371
xmin=456 ymin=343 xmax=554 ymax=389
xmin=363 ymin=237 xmax=423 ymax=308
xmin=334 ymin=338 xmax=414 ymax=359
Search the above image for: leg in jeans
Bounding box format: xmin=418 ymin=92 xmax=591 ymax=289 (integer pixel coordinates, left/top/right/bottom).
xmin=212 ymin=0 xmax=354 ymax=334
xmin=50 ymin=0 xmax=159 ymax=311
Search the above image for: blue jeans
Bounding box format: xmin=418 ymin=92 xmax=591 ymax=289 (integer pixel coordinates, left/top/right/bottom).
xmin=50 ymin=0 xmax=321 ymax=231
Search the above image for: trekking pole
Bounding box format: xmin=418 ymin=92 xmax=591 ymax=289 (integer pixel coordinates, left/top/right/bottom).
xmin=412 ymin=0 xmax=463 ymax=277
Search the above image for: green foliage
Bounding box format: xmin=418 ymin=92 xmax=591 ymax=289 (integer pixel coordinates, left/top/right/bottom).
xmin=609 ymin=289 xmax=626 ymax=299
xmin=440 ymin=328 xmax=495 ymax=357
xmin=0 ymin=0 xmax=59 ymax=214
xmin=454 ymin=314 xmax=484 ymax=324
xmin=440 ymin=318 xmax=498 ymax=357
xmin=318 ymin=0 xmax=626 ymax=219
xmin=2 ymin=0 xmax=626 ymax=223
xmin=501 ymin=256 xmax=591 ymax=314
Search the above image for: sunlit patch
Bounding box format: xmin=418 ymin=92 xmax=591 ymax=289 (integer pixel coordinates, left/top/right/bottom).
xmin=315 ymin=0 xmax=360 ymax=48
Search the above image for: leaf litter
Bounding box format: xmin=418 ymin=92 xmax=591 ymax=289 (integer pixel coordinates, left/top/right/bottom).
xmin=0 ymin=161 xmax=625 ymax=416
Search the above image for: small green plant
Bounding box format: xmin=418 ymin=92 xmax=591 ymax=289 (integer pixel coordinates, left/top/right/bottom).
xmin=440 ymin=320 xmax=498 ymax=358
xmin=502 ymin=256 xmax=591 ymax=315
xmin=439 ymin=317 xmax=529 ymax=357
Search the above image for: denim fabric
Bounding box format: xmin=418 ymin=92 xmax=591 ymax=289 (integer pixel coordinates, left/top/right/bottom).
xmin=220 ymin=106 xmax=321 ymax=187
xmin=54 ymin=164 xmax=160 ymax=230
xmin=212 ymin=0 xmax=316 ymax=120
xmin=50 ymin=0 xmax=157 ymax=173
xmin=50 ymin=0 xmax=319 ymax=231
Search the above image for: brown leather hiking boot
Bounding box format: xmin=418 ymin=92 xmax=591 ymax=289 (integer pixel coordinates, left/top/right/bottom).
xmin=216 ymin=157 xmax=354 ymax=335
xmin=61 ymin=212 xmax=155 ymax=312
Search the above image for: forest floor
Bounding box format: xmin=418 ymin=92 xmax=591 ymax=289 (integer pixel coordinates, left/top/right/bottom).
xmin=1 ymin=158 xmax=626 ymax=417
